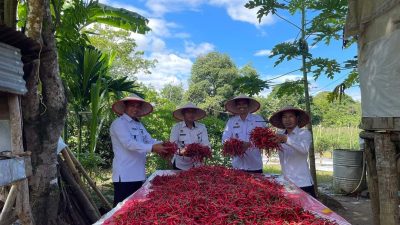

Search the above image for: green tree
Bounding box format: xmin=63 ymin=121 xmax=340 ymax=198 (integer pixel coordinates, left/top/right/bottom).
xmin=88 ymin=24 xmax=156 ymax=79
xmin=233 ymin=64 xmax=269 ymax=97
xmin=186 ymin=52 xmax=239 ymax=115
xmin=161 ymin=83 xmax=185 ymax=105
xmin=52 ymin=0 xmax=152 ymax=160
xmin=64 ymin=46 xmax=138 ymax=157
xmin=313 ymin=92 xmax=361 ymax=127
xmin=258 ymin=81 xmax=306 ymax=119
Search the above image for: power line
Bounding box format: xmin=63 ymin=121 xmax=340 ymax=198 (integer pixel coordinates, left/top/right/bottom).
xmin=265 ymin=68 xmax=301 ymax=81
xmin=310 ymin=74 xmax=348 ymax=95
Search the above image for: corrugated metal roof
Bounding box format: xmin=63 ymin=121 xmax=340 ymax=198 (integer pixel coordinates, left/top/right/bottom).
xmin=0 ymin=25 xmax=41 ymax=95
xmin=0 ymin=42 xmax=26 ymax=94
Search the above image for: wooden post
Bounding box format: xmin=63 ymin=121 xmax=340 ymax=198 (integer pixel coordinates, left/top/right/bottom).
xmin=8 ymin=94 xmax=34 ymax=225
xmin=374 ymin=133 xmax=399 ymax=225
xmin=66 ymin=148 xmax=112 ymax=210
xmin=363 ymin=138 xmax=380 ymax=225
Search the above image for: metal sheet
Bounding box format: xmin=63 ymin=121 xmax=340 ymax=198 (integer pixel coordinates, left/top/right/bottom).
xmin=0 ymin=43 xmax=26 ymax=94
xmin=0 ymin=158 xmax=26 ymax=186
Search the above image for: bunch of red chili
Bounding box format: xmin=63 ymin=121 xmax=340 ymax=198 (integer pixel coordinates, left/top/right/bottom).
xmin=183 ymin=143 xmax=212 ymax=163
xmin=104 ymin=166 xmax=338 ymax=225
xmin=222 ymin=138 xmax=246 ymax=157
xmin=159 ymin=141 xmax=178 ymax=159
xmin=250 ymin=127 xmax=281 ymax=154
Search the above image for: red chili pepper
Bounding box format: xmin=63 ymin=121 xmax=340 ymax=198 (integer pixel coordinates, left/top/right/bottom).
xmin=159 ymin=141 xmax=178 ymax=159
xmin=223 ymin=138 xmax=246 ymax=157
xmin=103 ymin=166 xmax=338 ymax=225
xmin=250 ymin=127 xmax=281 ymax=155
xmin=183 ymin=143 xmax=212 ymax=163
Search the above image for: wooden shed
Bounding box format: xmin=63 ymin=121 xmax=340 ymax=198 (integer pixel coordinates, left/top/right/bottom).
xmin=345 ymin=1 xmax=400 ymax=225
xmin=0 ymin=24 xmax=40 ymax=225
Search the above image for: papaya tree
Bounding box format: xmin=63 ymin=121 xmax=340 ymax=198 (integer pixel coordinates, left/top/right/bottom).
xmin=245 ymin=0 xmax=355 ymax=191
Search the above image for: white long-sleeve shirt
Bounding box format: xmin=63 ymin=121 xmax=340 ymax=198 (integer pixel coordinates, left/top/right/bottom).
xmin=278 ymin=126 xmax=314 ymax=187
xmin=222 ymin=114 xmax=267 ymax=171
xmin=170 ymin=121 xmax=210 ymax=170
xmin=110 ymin=114 xmax=157 ymax=182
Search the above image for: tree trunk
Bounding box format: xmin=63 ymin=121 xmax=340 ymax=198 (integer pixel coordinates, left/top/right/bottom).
xmin=23 ymin=0 xmax=67 ymax=224
xmin=374 ymin=133 xmax=399 ymax=225
xmin=300 ymin=3 xmax=317 ymax=193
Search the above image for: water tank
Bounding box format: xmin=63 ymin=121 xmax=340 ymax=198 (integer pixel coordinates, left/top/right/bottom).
xmin=333 ymin=149 xmax=367 ymax=194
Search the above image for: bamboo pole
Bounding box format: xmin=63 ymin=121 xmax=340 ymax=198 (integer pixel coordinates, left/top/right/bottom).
xmin=65 ymin=147 xmax=112 ymax=210
xmin=59 ymin=158 xmax=100 ymax=222
xmin=374 ymin=133 xmax=399 ymax=225
xmin=8 ymin=95 xmax=33 ymax=225
xmin=61 ymin=149 xmax=101 ymax=216
xmin=0 ymin=184 xmax=18 ymax=225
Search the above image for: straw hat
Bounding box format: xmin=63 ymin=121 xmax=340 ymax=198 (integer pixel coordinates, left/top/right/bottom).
xmin=112 ymin=94 xmax=153 ymax=117
xmin=269 ymin=106 xmax=310 ymax=129
xmin=173 ymin=103 xmax=206 ymax=121
xmin=224 ymin=95 xmax=260 ymax=114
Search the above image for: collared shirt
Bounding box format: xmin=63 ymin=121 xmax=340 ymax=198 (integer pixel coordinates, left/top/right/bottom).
xmin=222 ymin=114 xmax=267 ymax=171
xmin=170 ymin=121 xmax=210 ymax=170
xmin=110 ymin=114 xmax=157 ymax=182
xmin=278 ymin=126 xmax=313 ymax=187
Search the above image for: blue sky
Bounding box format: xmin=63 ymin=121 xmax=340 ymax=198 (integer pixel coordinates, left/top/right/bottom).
xmin=102 ymin=0 xmax=360 ymax=100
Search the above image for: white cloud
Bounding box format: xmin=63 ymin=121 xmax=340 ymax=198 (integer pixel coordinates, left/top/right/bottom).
xmin=146 ymin=0 xmax=205 ymax=16
xmin=224 ymin=2 xmax=274 ymax=26
xmin=136 ymin=53 xmax=193 ymax=90
xmin=174 ymin=32 xmax=191 ymax=39
xmin=183 ymin=41 xmax=215 ymax=58
xmin=254 ymin=49 xmax=272 ymax=57
xmin=148 ymin=19 xmax=179 ymax=37
xmin=130 ymin=33 xmax=167 ymax=53
xmin=99 ymin=0 xmax=151 ymax=17
xmin=144 ymin=0 xmax=274 ymax=27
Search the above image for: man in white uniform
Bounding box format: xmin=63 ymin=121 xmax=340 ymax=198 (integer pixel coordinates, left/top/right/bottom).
xmin=222 ymin=95 xmax=267 ymax=173
xmin=110 ymin=94 xmax=168 ymax=206
xmin=170 ymin=103 xmax=210 ymax=170
xmin=269 ymin=106 xmax=315 ymax=197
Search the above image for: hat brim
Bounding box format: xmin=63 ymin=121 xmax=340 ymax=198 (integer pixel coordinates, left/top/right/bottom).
xmin=173 ymin=108 xmax=207 ymax=121
xmin=225 ymin=98 xmax=260 ymax=114
xmin=269 ymin=108 xmax=310 ymax=129
xmin=112 ymin=98 xmax=153 ymax=117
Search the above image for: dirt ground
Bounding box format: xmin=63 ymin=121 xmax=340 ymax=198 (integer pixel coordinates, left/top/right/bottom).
xmin=319 ymin=192 xmax=373 ymax=225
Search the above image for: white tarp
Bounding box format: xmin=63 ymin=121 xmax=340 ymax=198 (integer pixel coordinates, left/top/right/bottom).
xmin=359 ymin=28 xmax=400 ymax=117
xmin=57 ymin=137 xmax=67 ymax=154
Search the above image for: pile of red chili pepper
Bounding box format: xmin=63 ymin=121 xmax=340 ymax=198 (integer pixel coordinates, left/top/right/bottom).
xmin=183 ymin=143 xmax=212 ymax=163
xmin=250 ymin=127 xmax=281 ymax=154
xmin=159 ymin=141 xmax=178 ymax=159
xmin=104 ymin=166 xmax=338 ymax=225
xmin=222 ymin=138 xmax=246 ymax=157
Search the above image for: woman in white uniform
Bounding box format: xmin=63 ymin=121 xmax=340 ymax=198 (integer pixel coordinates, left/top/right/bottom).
xmin=170 ymin=103 xmax=210 ymax=170
xmin=222 ymin=95 xmax=267 ymax=173
xmin=269 ymin=106 xmax=315 ymax=197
